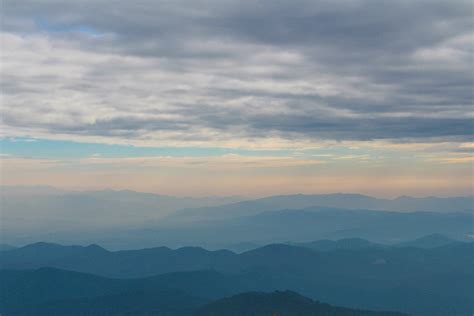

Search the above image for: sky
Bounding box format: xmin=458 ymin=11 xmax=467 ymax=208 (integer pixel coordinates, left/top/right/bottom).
xmin=0 ymin=0 xmax=473 ymax=197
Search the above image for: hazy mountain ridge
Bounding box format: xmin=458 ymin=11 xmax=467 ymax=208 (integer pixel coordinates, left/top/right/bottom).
xmin=2 ymin=236 xmax=469 ymax=277
xmin=395 ymin=234 xmax=460 ymax=249
xmin=167 ymin=193 xmax=474 ymax=223
xmin=290 ymin=238 xmax=385 ymax=251
xmin=1 ymin=241 xmax=472 ymax=315
xmin=112 ymin=208 xmax=473 ymax=250
xmin=11 ymin=207 xmax=467 ymax=251
xmin=1 ymin=188 xmax=472 ymax=315
xmin=0 ymin=186 xmax=245 ymax=244
xmin=2 ymin=189 xmax=472 ymax=248
xmin=290 ymin=235 xmax=462 ymax=252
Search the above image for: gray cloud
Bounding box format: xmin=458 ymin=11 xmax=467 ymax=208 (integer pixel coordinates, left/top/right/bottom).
xmin=1 ymin=0 xmax=473 ymax=144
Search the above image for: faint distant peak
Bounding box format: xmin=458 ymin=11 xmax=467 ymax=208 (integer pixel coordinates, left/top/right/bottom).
xmin=0 ymin=185 xmax=66 ymax=196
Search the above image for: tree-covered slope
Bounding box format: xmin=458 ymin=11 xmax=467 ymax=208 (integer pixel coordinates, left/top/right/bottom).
xmin=196 ymin=291 xmax=407 ymax=316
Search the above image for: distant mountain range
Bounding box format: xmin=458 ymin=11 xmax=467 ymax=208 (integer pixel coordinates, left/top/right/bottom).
xmin=100 ymin=207 xmax=472 ymax=250
xmin=167 ymin=193 xmax=474 ymax=223
xmin=13 ymin=206 xmax=466 ymax=251
xmin=0 ymin=186 xmax=244 ymax=245
xmin=1 ymin=187 xmax=472 ymax=315
xmin=1 ymin=240 xmax=472 ymax=315
xmin=2 ymin=187 xmax=472 ymax=248
xmin=1 ymin=235 xmax=468 ymax=277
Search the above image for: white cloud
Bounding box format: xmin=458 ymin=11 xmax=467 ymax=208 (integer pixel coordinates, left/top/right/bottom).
xmin=1 ymin=0 xmax=473 ymax=148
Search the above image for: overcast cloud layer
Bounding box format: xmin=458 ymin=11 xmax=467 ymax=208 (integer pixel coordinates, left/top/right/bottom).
xmin=1 ymin=0 xmax=473 ymax=146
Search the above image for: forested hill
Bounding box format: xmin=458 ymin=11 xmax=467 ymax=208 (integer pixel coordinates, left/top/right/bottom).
xmin=196 ymin=291 xmax=408 ymax=316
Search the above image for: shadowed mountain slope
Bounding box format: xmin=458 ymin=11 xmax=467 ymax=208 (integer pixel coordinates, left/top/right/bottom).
xmin=0 ymin=268 xmax=412 ymax=316
xmin=196 ymin=291 xmax=408 ymax=316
